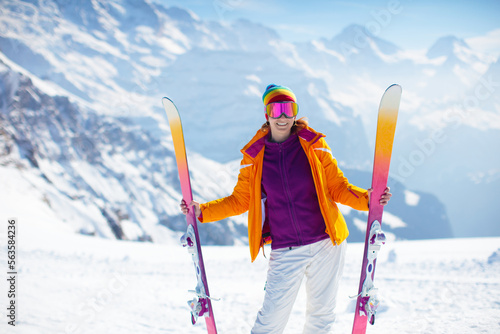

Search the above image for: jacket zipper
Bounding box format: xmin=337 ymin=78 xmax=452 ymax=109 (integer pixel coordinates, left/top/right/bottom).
xmin=280 ymin=143 xmax=303 ymax=246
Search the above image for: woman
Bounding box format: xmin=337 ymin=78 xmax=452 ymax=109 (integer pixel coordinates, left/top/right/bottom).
xmin=180 ymin=84 xmax=392 ymax=333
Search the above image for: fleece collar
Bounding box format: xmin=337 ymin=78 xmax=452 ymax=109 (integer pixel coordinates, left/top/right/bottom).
xmin=242 ymin=127 xmax=324 ymax=159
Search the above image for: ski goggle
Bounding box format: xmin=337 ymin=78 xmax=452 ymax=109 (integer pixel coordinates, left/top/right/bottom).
xmin=265 ymin=102 xmax=299 ymax=119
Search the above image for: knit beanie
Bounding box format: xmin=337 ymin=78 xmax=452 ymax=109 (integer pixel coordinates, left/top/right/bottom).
xmin=262 ymin=84 xmax=297 ymax=106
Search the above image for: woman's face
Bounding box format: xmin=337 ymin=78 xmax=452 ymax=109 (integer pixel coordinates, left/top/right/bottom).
xmin=268 ymin=114 xmax=296 ymax=142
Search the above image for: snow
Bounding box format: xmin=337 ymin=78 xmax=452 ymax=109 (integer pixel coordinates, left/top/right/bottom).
xmin=311 ymin=40 xmax=346 ymax=63
xmin=316 ymin=97 xmax=342 ymax=126
xmin=381 ymin=211 xmax=407 ymax=229
xmin=404 ymin=190 xmax=420 ymax=206
xmin=0 ymin=220 xmax=499 ymax=334
xmin=352 ymin=217 xmax=366 ymax=233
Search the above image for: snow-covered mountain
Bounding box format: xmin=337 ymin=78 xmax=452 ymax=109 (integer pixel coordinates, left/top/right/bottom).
xmin=0 ymin=58 xmax=447 ymax=244
xmin=0 ymin=58 xmax=244 ymax=245
xmin=2 ymin=0 xmax=496 ymax=242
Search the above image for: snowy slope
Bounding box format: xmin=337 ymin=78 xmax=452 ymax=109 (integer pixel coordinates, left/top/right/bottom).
xmin=0 ymin=219 xmax=499 ymax=333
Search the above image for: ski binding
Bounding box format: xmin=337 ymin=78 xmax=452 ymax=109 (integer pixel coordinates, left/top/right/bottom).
xmin=181 ymin=225 xmax=196 ymax=253
xmin=187 ymin=295 xmax=210 ymax=325
xmin=358 ymin=221 xmax=385 ymax=324
xmin=181 ymin=225 xmax=219 ymax=324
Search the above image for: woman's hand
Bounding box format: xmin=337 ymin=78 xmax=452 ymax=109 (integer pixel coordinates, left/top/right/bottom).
xmin=367 ymin=187 xmax=392 ymax=206
xmin=180 ymin=199 xmax=201 ymax=217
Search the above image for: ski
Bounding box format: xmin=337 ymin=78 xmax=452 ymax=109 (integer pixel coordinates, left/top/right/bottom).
xmin=352 ymin=84 xmax=402 ymax=334
xmin=162 ymin=97 xmax=218 ymax=334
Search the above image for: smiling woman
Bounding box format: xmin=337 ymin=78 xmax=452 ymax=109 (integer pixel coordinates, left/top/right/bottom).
xmin=180 ymin=83 xmax=392 ymax=332
xmin=260 ymin=84 xmax=308 ymax=142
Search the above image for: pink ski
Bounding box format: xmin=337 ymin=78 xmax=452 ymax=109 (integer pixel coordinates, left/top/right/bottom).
xmin=162 ymin=97 xmax=217 ymax=334
xmin=352 ymin=84 xmax=402 ymax=333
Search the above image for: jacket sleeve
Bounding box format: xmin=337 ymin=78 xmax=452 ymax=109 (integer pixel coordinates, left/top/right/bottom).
xmin=199 ymin=156 xmax=252 ymax=223
xmin=314 ymin=138 xmax=369 ymax=211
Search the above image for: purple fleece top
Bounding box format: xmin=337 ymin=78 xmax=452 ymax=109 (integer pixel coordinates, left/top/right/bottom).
xmin=262 ymin=133 xmax=329 ymax=250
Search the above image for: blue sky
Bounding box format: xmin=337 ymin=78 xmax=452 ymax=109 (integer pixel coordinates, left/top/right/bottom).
xmin=156 ymin=0 xmax=500 ymax=54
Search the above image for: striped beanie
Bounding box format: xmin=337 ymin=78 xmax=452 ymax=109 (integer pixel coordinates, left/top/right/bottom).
xmin=262 ymin=84 xmax=297 ymax=106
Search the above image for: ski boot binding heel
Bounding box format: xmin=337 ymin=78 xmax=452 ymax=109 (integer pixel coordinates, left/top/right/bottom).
xmin=187 ymin=285 xmax=220 ymax=324
xmin=180 ymin=225 xmax=196 ymax=253
xmin=366 ymin=288 xmax=380 ymax=325
xmin=358 ymin=283 xmax=381 ymax=326
xmin=187 ymin=296 xmax=209 ymax=324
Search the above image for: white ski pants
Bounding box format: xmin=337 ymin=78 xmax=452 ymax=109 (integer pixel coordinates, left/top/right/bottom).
xmin=251 ymin=238 xmax=346 ymax=334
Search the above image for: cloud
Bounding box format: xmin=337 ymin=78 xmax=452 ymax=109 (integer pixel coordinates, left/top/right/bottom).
xmin=465 ymin=28 xmax=500 ymax=58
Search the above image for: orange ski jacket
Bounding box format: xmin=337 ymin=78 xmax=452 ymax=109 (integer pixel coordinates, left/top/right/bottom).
xmin=199 ymin=126 xmax=369 ymax=262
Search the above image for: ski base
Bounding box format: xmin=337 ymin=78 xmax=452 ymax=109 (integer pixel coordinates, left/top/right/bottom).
xmin=351 ymin=84 xmax=401 ymax=334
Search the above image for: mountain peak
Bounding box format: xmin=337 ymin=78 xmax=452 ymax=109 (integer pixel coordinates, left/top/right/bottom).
xmin=340 ymin=24 xmax=376 ymax=38
xmin=326 ymin=23 xmax=400 ymax=57
xmin=426 ymin=35 xmax=470 ymax=59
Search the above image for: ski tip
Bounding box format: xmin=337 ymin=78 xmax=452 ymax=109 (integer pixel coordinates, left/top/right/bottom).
xmin=386 ymin=84 xmax=402 ymax=93
xmin=162 ymin=97 xmax=179 ymax=112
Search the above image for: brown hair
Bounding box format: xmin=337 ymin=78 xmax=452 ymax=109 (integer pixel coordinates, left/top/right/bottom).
xmin=260 ymin=117 xmax=309 ymax=134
